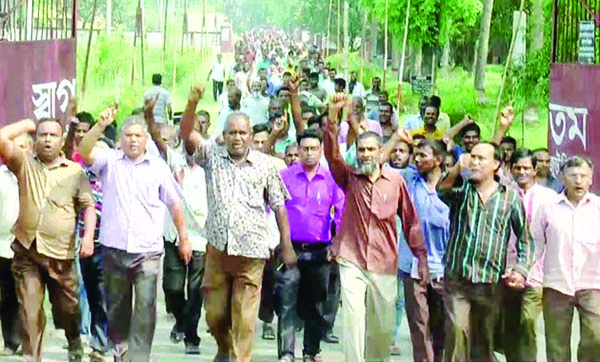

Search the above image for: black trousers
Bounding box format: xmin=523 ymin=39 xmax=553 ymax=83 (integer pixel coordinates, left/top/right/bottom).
xmin=80 ymin=246 xmax=109 ymax=353
xmin=0 ymin=256 xmax=20 ymax=351
xmin=212 ymin=80 xmax=224 ymax=102
xmin=162 ymin=241 xmax=206 ymax=346
xmin=322 ymin=260 xmax=340 ymax=334
xmin=259 ymin=257 xmax=275 ymax=324
xmin=275 ymin=244 xmax=331 ymax=358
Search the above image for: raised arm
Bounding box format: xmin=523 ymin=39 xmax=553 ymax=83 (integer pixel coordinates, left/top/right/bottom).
xmin=438 ymin=153 xmax=469 ymax=192
xmin=444 ymin=115 xmax=474 ymax=141
xmin=78 ymin=106 xmax=117 ymax=166
xmin=323 ymin=100 xmax=351 ymax=189
xmin=491 ymin=104 xmax=515 ymax=146
xmin=382 ymin=128 xmax=413 ymax=164
xmin=180 ymin=85 xmax=207 ymax=156
xmin=288 ymin=76 xmax=305 ymax=133
xmin=261 ymin=116 xmax=287 ymax=155
xmin=144 ymin=95 xmax=168 ymax=159
xmin=0 ymin=119 xmax=36 ymax=172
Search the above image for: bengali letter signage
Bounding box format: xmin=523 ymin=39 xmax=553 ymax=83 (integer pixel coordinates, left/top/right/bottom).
xmin=0 ymin=39 xmax=76 ymax=126
xmin=548 ymin=63 xmax=600 ymax=191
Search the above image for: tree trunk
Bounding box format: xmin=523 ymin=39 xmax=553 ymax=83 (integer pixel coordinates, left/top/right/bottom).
xmin=474 ymin=0 xmax=494 ymax=102
xmin=531 ymin=0 xmax=544 ymax=52
xmin=391 ymin=34 xmax=401 ymax=79
xmin=441 ymin=29 xmax=450 ymax=73
xmin=369 ymin=15 xmax=378 ymax=62
xmin=411 ymin=42 xmax=422 ymax=76
xmin=106 ymin=0 xmax=112 ymax=35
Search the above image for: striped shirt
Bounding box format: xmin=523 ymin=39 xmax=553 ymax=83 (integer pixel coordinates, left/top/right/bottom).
xmin=441 ymin=179 xmax=534 ymax=283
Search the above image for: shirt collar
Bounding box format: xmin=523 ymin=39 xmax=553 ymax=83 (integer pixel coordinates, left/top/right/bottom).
xmin=351 ymin=164 xmax=393 ymax=181
xmin=557 ymin=191 xmax=593 ymax=206
xmin=117 ymin=149 xmax=152 ymax=164
xmin=33 ymin=153 xmax=69 ymax=168
xmin=292 ymin=163 xmax=327 ymax=179
xmin=217 ymin=144 xmax=259 ymax=165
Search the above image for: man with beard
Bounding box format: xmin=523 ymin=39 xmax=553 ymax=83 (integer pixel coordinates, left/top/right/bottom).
xmin=0 ymin=118 xmax=97 ymax=361
xmin=323 ymin=100 xmax=429 ymax=362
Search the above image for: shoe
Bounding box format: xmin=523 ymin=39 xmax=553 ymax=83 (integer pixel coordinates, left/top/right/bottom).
xmin=89 ymin=350 xmax=105 ymax=362
xmin=390 ymin=342 xmax=401 ymax=355
xmin=322 ymin=330 xmax=339 ymax=344
xmin=185 ymin=343 xmax=200 ymax=355
xmin=0 ymin=347 xmax=17 ymax=356
xmin=303 ymin=355 xmax=317 ymax=362
xmin=67 ymin=338 xmax=84 ymax=362
xmin=170 ymin=325 xmax=185 ymax=344
xmin=261 ymin=323 xmax=275 ymax=340
xmin=213 ymin=351 xmax=232 ymax=362
xmin=279 ymin=354 xmax=294 ymax=362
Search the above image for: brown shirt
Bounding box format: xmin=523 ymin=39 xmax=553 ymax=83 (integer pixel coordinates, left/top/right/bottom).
xmin=323 ymin=127 xmax=427 ymax=275
xmin=12 ymin=153 xmax=94 ymax=260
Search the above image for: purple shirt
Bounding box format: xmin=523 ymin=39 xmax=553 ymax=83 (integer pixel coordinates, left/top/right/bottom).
xmin=280 ymin=163 xmax=345 ymax=243
xmin=89 ymin=149 xmax=183 ymax=253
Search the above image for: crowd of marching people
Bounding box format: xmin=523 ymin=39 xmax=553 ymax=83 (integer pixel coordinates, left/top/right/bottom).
xmin=0 ymin=27 xmax=599 ymax=362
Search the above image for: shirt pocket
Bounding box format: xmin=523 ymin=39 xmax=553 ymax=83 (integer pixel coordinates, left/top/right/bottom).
xmin=239 ymin=171 xmax=266 ymax=208
xmin=371 ymin=184 xmax=397 ymax=220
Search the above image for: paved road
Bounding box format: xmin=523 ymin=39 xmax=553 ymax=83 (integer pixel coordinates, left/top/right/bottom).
xmin=2 ymin=284 xmax=583 ymax=362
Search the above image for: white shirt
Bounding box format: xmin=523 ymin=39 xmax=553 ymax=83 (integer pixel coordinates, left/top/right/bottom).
xmin=242 ymin=94 xmax=269 ymax=125
xmin=533 ymin=192 xmax=600 ymax=296
xmin=181 ymin=164 xmax=209 ymax=252
xmin=0 ymin=165 xmax=18 ymax=258
xmin=351 ymin=82 xmax=366 ymax=98
xmin=143 ymin=86 xmax=171 ymax=124
xmin=210 ymin=62 xmax=226 ymax=82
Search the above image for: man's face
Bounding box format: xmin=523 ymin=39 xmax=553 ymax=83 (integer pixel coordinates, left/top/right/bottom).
xmin=35 ymin=121 xmax=64 ymax=162
xmin=414 ymin=145 xmax=438 ymax=175
xmin=160 ymin=125 xmax=177 ymax=148
xmin=269 ymin=101 xmax=285 ymax=115
xmin=251 ymin=131 xmax=269 ymax=152
xmin=351 ymin=72 xmax=357 ymax=81
xmin=379 ymin=105 xmax=393 ymax=123
xmin=251 ymin=81 xmax=262 ymax=95
xmin=74 ymin=122 xmax=91 ymax=145
xmin=462 ymin=130 xmax=480 ymax=152
xmin=378 ymin=93 xmax=389 ymax=103
xmin=284 ymin=145 xmax=299 ymax=166
xmin=356 ymin=137 xmax=382 ymax=176
xmin=389 ymin=142 xmax=410 ymax=169
xmin=309 ymin=77 xmax=318 ymax=88
xmin=444 ymin=155 xmax=456 ymax=170
xmin=372 ymin=78 xmax=381 ymax=89
xmin=121 ymin=124 xmax=149 ymax=160
xmin=424 ymin=106 xmax=438 ymax=127
xmin=534 ymin=150 xmax=551 ymax=177
xmin=468 ymin=144 xmax=499 ymax=183
xmin=224 ymin=116 xmax=252 ymax=158
xmin=352 ymin=98 xmax=364 ymax=115
xmin=260 ymin=79 xmax=268 ymax=92
xmin=228 ymin=91 xmax=241 ymax=108
xmin=561 ymin=163 xmax=593 ymax=201
xmin=323 ymin=69 xmax=330 ymax=78
xmin=500 ymin=142 xmax=515 ymax=162
xmin=196 ymin=115 xmax=210 ymax=136
xmin=299 ymin=137 xmax=322 ymax=168
xmin=511 ymin=157 xmax=536 ymax=189
xmin=300 ymin=82 xmax=310 ymax=92
xmin=330 ymin=70 xmax=337 ymax=78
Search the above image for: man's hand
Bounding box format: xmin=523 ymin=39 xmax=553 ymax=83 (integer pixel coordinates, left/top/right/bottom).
xmin=499 ymin=103 xmax=515 ymax=128
xmin=288 ymin=75 xmax=300 ymax=94
xmin=457 ymin=153 xmax=471 ymax=173
xmin=97 ymin=106 xmax=118 ymax=128
xmin=281 ymin=245 xmax=297 ymax=269
xmin=417 ymin=256 xmax=431 ymax=285
xmin=79 ymin=236 xmax=94 ymax=258
xmin=394 ymin=128 xmax=413 ymax=145
xmin=271 ymin=116 xmax=287 ymax=137
xmin=178 ymin=238 xmax=193 ymax=265
xmin=189 ymin=85 xmax=205 ymax=102
xmin=144 ymin=94 xmax=159 ymax=114
xmin=502 ymin=269 xmax=526 ymax=290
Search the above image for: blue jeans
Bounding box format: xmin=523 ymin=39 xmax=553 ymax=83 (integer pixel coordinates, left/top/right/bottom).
xmin=393 ymin=271 xmax=406 ymax=343
xmin=80 ymin=247 xmax=109 ymax=353
xmin=76 ymin=256 xmax=91 ymax=336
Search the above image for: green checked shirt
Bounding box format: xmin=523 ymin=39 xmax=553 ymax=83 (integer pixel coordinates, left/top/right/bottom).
xmin=441 ymin=178 xmax=534 ymax=283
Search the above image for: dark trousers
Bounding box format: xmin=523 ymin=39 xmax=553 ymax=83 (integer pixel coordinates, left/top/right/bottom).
xmin=443 ymin=276 xmax=502 ymax=362
xmin=162 ymin=241 xmax=206 ymax=346
xmin=80 ymin=246 xmax=109 ymax=353
xmin=259 ymin=257 xmax=275 ymax=324
xmin=212 ymin=80 xmax=224 ymax=101
xmin=403 ymin=274 xmax=445 ymax=362
xmin=322 ymin=260 xmax=340 ymax=333
xmin=11 ymin=240 xmax=81 ymax=360
xmin=543 ymin=287 xmax=600 ymax=362
xmin=0 ymin=256 xmax=20 ymax=351
xmin=103 ymin=247 xmax=161 ymax=362
xmin=498 ymin=286 xmax=542 ymax=362
xmin=274 ymin=244 xmax=330 ymax=358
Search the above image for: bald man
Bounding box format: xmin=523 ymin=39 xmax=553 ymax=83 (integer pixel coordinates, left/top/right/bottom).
xmin=180 ymin=85 xmax=297 ymax=362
